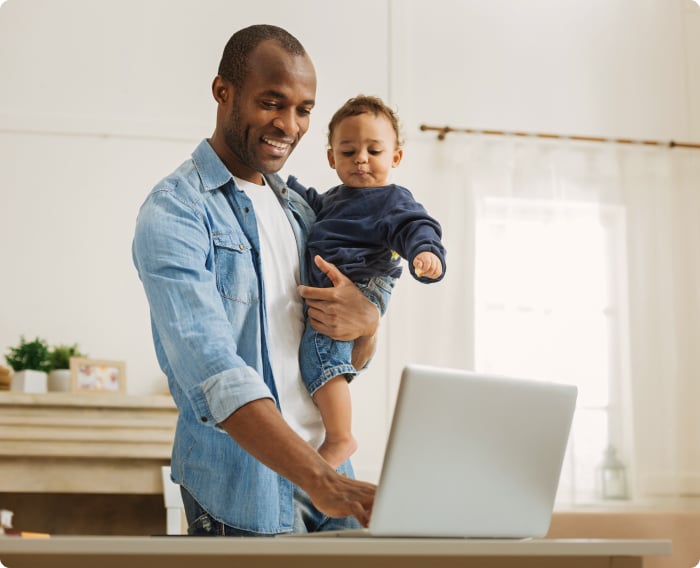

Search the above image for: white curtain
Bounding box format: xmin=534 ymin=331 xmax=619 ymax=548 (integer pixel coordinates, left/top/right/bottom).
xmin=620 ymin=145 xmax=700 ymax=497
xmin=387 ymin=133 xmax=700 ymax=503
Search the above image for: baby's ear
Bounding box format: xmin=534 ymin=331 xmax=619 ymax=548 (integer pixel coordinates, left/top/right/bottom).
xmin=327 ymin=149 xmax=336 ymax=169
xmin=392 ymin=147 xmax=403 ymax=168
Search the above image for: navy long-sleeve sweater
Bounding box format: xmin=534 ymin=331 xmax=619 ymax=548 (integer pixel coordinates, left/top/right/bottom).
xmin=288 ymin=176 xmax=446 ymax=288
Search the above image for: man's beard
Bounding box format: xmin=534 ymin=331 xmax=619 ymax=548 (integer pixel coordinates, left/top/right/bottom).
xmin=223 ymin=104 xmax=287 ymax=176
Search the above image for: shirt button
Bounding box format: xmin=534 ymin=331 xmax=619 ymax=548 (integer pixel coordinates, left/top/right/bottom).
xmin=239 ymin=244 xmax=245 ymax=250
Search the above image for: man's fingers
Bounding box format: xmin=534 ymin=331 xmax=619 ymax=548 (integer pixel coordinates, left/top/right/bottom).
xmin=298 ymin=256 xmax=353 ymax=300
xmin=314 ymin=255 xmax=348 ymax=287
xmin=353 ymin=503 xmax=371 ymax=528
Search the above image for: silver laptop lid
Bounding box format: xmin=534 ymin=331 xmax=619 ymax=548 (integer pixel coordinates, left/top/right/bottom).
xmin=369 ymin=364 xmax=577 ymax=538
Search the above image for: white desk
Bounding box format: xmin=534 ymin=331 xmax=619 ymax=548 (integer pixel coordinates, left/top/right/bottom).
xmin=0 ymin=536 xmax=672 ymax=568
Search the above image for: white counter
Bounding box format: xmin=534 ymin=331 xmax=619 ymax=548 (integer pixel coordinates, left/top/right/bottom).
xmin=0 ymin=535 xmax=672 ymax=568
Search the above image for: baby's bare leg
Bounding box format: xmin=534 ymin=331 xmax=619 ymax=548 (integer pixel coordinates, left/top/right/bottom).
xmin=314 ymin=375 xmax=358 ymax=469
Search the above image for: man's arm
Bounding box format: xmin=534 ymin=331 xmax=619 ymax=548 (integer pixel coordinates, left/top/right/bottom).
xmin=219 ymin=398 xmax=375 ymax=526
xmin=297 ymin=255 xmax=380 ymax=369
xmin=221 ymin=253 xmax=379 ymax=524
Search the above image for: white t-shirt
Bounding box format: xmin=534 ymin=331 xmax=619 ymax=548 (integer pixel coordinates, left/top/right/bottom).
xmin=235 ymin=177 xmax=323 ymax=448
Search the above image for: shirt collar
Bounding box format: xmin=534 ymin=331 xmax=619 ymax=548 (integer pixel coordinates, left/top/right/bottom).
xmin=191 ymin=139 xmax=288 ymax=199
xmin=191 ymin=139 xmax=234 ymax=192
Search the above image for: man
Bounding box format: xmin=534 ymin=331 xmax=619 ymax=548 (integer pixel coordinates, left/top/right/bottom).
xmin=132 ymin=24 xmax=378 ymax=535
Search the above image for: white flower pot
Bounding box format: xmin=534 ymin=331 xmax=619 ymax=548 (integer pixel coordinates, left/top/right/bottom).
xmin=11 ymin=370 xmax=48 ymax=393
xmin=48 ymin=369 xmax=72 ymax=392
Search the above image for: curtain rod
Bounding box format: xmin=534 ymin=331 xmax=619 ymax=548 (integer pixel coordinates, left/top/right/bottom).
xmin=419 ymin=124 xmax=700 ymax=150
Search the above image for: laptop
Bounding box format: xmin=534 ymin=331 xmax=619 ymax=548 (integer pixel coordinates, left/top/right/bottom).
xmin=290 ymin=364 xmax=577 ymax=539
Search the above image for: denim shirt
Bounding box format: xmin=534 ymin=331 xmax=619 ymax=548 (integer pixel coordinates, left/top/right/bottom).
xmin=132 ymin=140 xmax=352 ymax=533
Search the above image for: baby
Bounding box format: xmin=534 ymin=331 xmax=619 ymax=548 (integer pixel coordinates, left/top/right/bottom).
xmin=289 ymin=95 xmax=446 ymax=468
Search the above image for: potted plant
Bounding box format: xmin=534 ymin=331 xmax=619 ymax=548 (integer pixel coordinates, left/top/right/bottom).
xmin=4 ymin=336 xmax=51 ymax=393
xmin=47 ymin=343 xmax=86 ymax=392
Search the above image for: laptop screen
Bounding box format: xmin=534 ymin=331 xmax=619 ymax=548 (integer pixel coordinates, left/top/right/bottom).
xmin=368 ymin=364 xmax=577 ymax=538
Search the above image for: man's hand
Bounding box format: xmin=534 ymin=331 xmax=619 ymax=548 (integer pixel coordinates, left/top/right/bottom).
xmin=298 ymin=255 xmax=380 ymax=342
xmin=221 ymin=398 xmax=376 ymax=527
xmin=306 ymin=471 xmax=376 ymax=528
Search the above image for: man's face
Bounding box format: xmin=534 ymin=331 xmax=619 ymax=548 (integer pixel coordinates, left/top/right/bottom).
xmin=220 ymin=41 xmax=316 ymax=183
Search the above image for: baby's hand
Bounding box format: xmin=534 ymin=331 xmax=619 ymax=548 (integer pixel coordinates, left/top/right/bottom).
xmin=413 ymin=251 xmax=443 ymax=280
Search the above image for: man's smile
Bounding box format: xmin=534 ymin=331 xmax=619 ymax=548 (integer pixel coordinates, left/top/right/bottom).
xmin=262 ymin=136 xmax=293 ymax=156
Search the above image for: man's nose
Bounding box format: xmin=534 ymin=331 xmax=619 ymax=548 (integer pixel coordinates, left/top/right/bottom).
xmin=272 ymin=110 xmax=300 ymax=137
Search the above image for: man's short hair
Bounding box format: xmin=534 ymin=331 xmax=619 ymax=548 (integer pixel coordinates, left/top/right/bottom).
xmin=218 ymin=24 xmax=306 ymax=88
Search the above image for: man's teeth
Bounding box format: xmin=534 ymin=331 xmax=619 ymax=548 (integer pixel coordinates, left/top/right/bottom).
xmin=263 ymin=137 xmax=288 ymax=149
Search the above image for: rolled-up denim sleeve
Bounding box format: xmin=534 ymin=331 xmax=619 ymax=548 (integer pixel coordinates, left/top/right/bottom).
xmin=132 ymin=187 xmax=272 ymax=425
xmin=189 ymin=367 xmax=271 ymax=425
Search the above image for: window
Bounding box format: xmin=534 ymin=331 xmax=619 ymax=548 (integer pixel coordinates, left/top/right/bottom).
xmin=474 ymin=197 xmax=629 ymax=503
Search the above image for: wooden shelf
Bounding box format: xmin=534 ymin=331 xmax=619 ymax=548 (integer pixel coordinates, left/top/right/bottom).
xmin=0 ymin=392 xmax=177 ymax=494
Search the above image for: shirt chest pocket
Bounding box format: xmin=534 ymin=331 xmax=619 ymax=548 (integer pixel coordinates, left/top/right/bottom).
xmin=212 ymin=232 xmax=259 ymax=305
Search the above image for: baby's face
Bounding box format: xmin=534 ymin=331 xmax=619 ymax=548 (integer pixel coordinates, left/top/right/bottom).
xmin=327 ymin=113 xmax=402 ymax=188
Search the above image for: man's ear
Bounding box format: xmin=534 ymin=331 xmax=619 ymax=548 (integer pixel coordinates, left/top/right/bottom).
xmin=327 ymin=148 xmax=336 ymax=169
xmin=212 ymin=75 xmax=231 ymax=104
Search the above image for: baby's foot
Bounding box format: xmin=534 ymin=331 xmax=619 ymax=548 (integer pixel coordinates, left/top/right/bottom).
xmin=319 ymin=436 xmax=358 ymax=470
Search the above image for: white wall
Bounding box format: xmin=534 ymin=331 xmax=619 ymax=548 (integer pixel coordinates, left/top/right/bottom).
xmin=390 ymin=0 xmax=697 ymax=140
xmin=1 ymin=0 xmax=698 ymax=483
xmin=0 ymin=0 xmax=390 ymax=390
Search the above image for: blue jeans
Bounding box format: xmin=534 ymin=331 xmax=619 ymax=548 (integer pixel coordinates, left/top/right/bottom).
xmin=299 ymin=275 xmax=395 ymax=395
xmin=180 ymin=485 xmax=361 ymax=536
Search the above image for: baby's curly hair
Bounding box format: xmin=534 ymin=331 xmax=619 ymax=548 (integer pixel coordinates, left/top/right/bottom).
xmin=327 ymin=95 xmax=404 ymax=148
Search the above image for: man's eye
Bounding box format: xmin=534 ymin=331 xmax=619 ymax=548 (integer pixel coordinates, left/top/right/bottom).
xmin=298 ymin=107 xmax=313 ymax=116
xmin=261 ymin=101 xmax=280 ymax=109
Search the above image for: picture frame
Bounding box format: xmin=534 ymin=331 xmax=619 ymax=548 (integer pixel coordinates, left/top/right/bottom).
xmin=69 ymin=357 xmax=126 ymax=394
